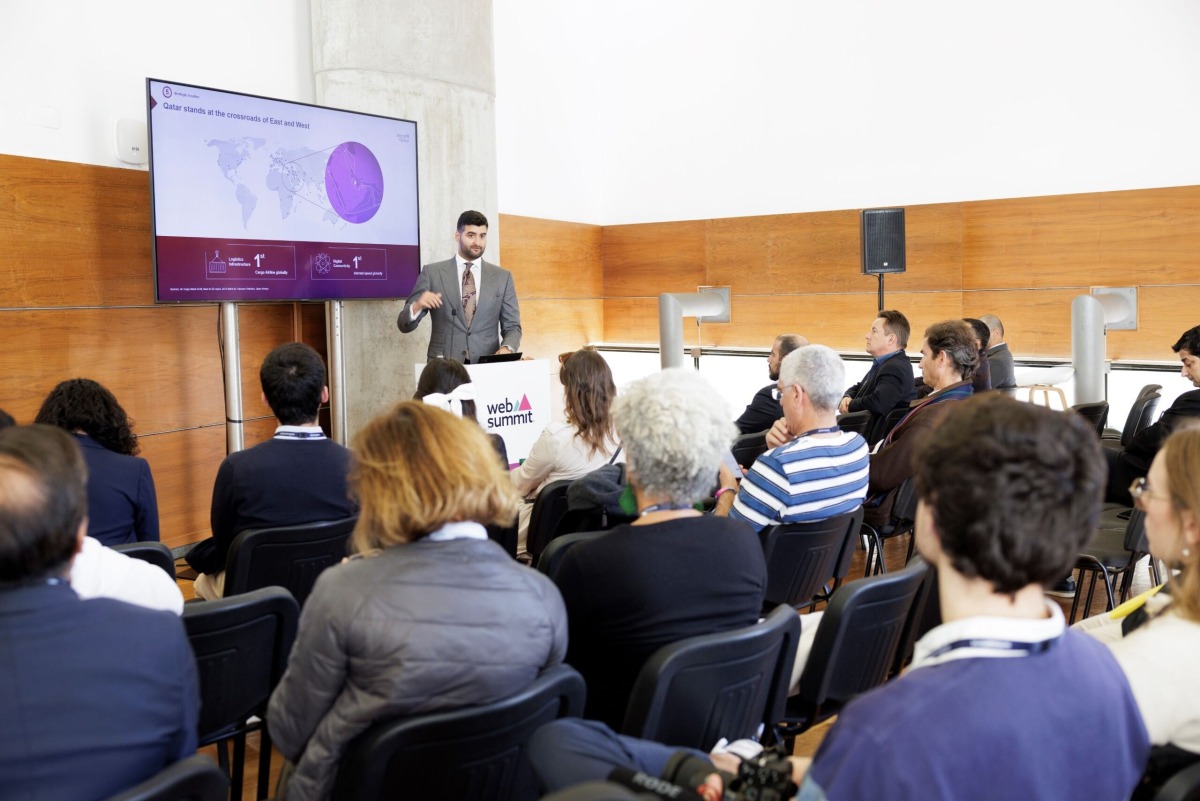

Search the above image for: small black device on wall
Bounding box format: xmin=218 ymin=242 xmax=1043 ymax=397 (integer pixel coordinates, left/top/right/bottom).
xmin=860 ymin=208 xmax=906 ymax=275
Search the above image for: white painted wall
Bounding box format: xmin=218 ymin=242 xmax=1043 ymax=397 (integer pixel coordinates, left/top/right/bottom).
xmin=0 ymin=1 xmax=313 ymax=168
xmin=494 ymin=0 xmax=1200 ymax=225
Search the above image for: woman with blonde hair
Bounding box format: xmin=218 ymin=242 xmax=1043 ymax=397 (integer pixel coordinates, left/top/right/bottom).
xmin=1084 ymin=424 xmax=1200 ymax=795
xmin=267 ymin=402 xmax=567 ymax=801
xmin=511 ymin=349 xmax=622 ymax=556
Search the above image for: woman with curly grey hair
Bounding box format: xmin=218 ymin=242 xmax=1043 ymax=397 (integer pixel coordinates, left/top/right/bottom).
xmin=551 ymin=368 xmax=766 ymax=729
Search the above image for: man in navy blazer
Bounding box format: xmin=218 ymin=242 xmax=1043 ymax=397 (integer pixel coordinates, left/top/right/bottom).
xmin=0 ymin=424 xmax=198 ymax=801
xmin=397 ymin=210 xmax=522 ymax=362
xmin=839 ymin=309 xmax=916 ymax=442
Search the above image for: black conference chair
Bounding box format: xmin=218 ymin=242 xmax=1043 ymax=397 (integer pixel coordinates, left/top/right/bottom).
xmin=223 ymin=516 xmax=357 ymax=607
xmin=526 ymin=479 xmax=573 ymax=562
xmin=781 ymin=557 xmax=929 ymax=742
xmin=1068 ymin=506 xmax=1156 ymax=624
xmin=620 ymin=604 xmax=801 ymax=751
xmin=183 ymin=586 xmax=300 ymax=801
xmin=103 ymin=755 xmax=228 ymax=801
xmin=888 ymin=556 xmax=938 ymax=678
xmin=1152 ymin=759 xmax=1200 ymax=801
xmin=329 ymin=664 xmax=586 ymax=801
xmin=731 ymin=429 xmax=769 ymax=468
xmin=537 ymin=530 xmax=607 ymax=579
xmin=861 ymin=476 xmax=919 ymax=576
xmin=834 ymin=410 xmax=872 ymax=437
xmin=760 ymin=507 xmax=864 ymax=613
xmin=868 ymin=404 xmax=910 ymax=448
xmin=1071 ymin=401 xmax=1110 ymax=437
xmin=1103 ymin=385 xmax=1162 ymax=449
xmin=111 ymin=541 xmax=177 ymax=579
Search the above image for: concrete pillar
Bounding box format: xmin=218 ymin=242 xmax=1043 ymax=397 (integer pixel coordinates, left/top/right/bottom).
xmin=311 ymin=0 xmax=500 ymax=437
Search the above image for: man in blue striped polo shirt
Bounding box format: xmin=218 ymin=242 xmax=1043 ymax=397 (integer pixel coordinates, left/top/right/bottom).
xmin=715 ymin=345 xmax=869 ymax=531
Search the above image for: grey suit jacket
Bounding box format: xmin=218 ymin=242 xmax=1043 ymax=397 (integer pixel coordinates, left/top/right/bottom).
xmin=987 ymin=343 xmax=1016 ymax=389
xmin=397 ymin=257 xmax=522 ymax=361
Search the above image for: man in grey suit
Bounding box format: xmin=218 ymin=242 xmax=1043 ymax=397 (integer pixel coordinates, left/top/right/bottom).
xmin=980 ymin=314 xmax=1016 ymax=389
xmin=397 ymin=210 xmax=522 ymax=362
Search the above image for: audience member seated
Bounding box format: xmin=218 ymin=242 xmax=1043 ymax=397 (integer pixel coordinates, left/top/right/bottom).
xmin=980 ymin=313 xmax=1016 ymax=389
xmin=553 ymin=368 xmax=766 ymax=729
xmin=70 ymin=536 xmax=184 ymax=614
xmin=1106 ymin=324 xmax=1200 ymax=505
xmin=35 ymin=378 xmax=159 ymax=546
xmin=267 ymin=401 xmax=566 ymax=801
xmin=0 ymin=425 xmax=198 ymax=800
xmin=717 ymin=344 xmax=868 ymax=532
xmin=914 ymin=318 xmax=992 ymax=397
xmin=0 ymin=408 xmax=13 ymax=429
xmin=512 ymin=349 xmax=623 ymax=558
xmin=1081 ymin=425 xmax=1200 ymax=797
xmin=863 ymin=319 xmax=975 ymax=529
xmin=734 ymin=333 xmax=808 ymax=434
xmin=528 ymin=395 xmax=1149 ymax=801
xmin=186 ymin=343 xmax=355 ymax=600
xmin=838 ymin=310 xmax=916 ymax=442
xmin=414 ymin=356 xmax=510 ymax=467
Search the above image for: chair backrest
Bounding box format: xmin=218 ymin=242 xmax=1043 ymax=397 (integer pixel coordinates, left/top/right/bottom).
xmin=183 ymin=586 xmax=299 ymax=745
xmin=888 ymin=556 xmax=938 ymax=677
xmin=835 ymin=410 xmax=872 ymax=437
xmin=731 ymin=429 xmax=769 ymax=468
xmin=1071 ymin=401 xmax=1109 ymax=436
xmin=111 ymin=541 xmax=176 ymax=579
xmin=791 ymin=557 xmax=928 ymax=726
xmin=760 ymin=508 xmax=863 ymax=610
xmin=526 ymin=480 xmax=573 ymax=561
xmin=536 ymin=530 xmax=607 ymax=579
xmin=1130 ymin=392 xmax=1163 ymax=443
xmin=223 ymin=516 xmax=357 ymax=606
xmin=886 ymin=476 xmax=919 ymax=534
xmin=870 ymin=404 xmax=911 ymax=447
xmin=329 ymin=664 xmax=586 ymax=801
xmin=620 ymin=605 xmax=801 ymax=750
xmin=1124 ymin=507 xmax=1149 ymax=555
xmin=103 ymin=755 xmax=228 ymax=801
xmin=1152 ymin=759 xmax=1200 ymax=801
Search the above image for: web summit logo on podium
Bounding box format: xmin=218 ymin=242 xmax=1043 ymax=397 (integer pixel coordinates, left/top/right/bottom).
xmin=486 ymin=394 xmax=534 ymax=429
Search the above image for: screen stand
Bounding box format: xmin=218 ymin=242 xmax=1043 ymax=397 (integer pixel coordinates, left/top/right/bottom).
xmin=221 ymin=302 xmax=245 ymax=454
xmin=326 ymin=300 xmax=347 ymax=444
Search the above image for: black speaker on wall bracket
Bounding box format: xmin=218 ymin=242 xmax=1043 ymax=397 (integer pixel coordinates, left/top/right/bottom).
xmin=861 ymin=207 xmax=906 ymax=309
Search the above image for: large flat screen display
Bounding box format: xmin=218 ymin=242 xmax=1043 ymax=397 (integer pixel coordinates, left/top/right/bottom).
xmin=147 ymin=78 xmax=420 ymax=303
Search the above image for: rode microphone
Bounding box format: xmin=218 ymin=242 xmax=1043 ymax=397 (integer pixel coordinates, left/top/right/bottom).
xmin=607 ymin=768 xmax=709 ymax=800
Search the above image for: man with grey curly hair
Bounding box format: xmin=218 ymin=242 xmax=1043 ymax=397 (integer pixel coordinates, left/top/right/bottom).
xmin=552 ymin=368 xmax=767 ymax=729
xmin=716 ymin=346 xmax=869 ymax=532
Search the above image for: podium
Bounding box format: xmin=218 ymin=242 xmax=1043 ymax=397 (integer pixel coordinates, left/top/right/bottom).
xmin=415 ymin=360 xmax=551 ymax=466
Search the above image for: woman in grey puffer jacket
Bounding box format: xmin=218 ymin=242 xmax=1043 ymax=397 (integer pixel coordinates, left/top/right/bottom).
xmin=267 ymin=401 xmax=568 ymax=801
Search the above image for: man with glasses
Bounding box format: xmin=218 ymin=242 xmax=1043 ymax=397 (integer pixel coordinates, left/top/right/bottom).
xmin=1105 ymin=324 xmax=1200 ymax=505
xmin=734 ymin=333 xmax=808 ymax=435
xmin=716 ymin=345 xmax=869 ymax=532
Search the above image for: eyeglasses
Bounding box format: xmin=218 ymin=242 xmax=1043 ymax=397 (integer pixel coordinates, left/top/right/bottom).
xmin=1129 ymin=477 xmax=1171 ymax=509
xmin=772 ymin=384 xmax=803 ymax=402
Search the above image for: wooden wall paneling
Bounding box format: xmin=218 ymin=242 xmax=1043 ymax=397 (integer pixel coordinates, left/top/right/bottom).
xmin=0 ymin=306 xmax=226 ymax=432
xmin=0 ymin=155 xmax=156 ymax=307
xmin=704 ymin=210 xmax=861 ymax=295
xmin=885 ymin=292 xmax=966 ymax=346
xmin=887 ymin=202 xmax=964 ymax=293
xmin=499 ymin=214 xmax=603 ymax=299
xmin=602 ymin=298 xmax=663 ymax=343
xmin=138 ymin=426 xmax=226 ymax=549
xmin=519 ymin=299 xmax=604 ymax=360
xmin=962 ymin=288 xmax=1081 ymax=357
xmin=602 ymin=221 xmax=707 ymax=297
xmin=700 ymin=293 xmax=881 ymax=351
xmin=236 ymin=303 xmax=305 ymax=420
xmin=1097 ymin=186 xmax=1200 ymax=282
xmin=299 ymin=302 xmax=327 ymax=354
xmin=1106 ymin=285 xmax=1200 ymax=361
xmin=962 ymin=192 xmax=1109 ymax=291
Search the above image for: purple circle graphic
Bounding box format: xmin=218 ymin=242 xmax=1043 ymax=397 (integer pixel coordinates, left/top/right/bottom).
xmin=325 ymin=142 xmax=384 ymax=224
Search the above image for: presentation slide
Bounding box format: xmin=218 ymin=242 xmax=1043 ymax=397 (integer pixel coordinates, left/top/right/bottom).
xmin=148 ymin=79 xmax=421 ymax=302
